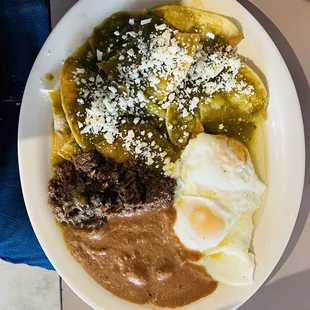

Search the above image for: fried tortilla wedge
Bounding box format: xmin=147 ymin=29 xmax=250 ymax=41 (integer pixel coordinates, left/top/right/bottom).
xmin=227 ymin=63 xmax=268 ymax=117
xmin=121 ymin=122 xmax=176 ymax=165
xmin=89 ymin=11 xmax=145 ymax=62
xmin=58 ymin=137 xmax=82 ymax=162
xmin=96 ymin=121 xmax=176 ymax=166
xmin=71 ymin=40 xmax=98 ymax=72
xmin=145 ymin=101 xmax=167 ymax=119
xmin=60 ymin=56 xmax=104 ymax=151
xmin=96 ymin=136 xmax=133 ymax=164
xmin=166 ymin=105 xmax=204 ymax=147
xmin=152 ymin=5 xmax=243 ymax=46
xmin=199 ymin=63 xmax=268 ymax=143
xmin=49 ymin=90 xmax=72 ymax=164
xmin=145 ymin=32 xmax=201 ymax=101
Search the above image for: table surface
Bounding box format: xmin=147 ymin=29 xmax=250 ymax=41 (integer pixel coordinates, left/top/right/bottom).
xmin=50 ymin=0 xmax=310 ymax=309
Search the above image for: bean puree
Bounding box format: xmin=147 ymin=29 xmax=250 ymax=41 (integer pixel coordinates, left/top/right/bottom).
xmin=64 ymin=207 xmax=217 ymax=308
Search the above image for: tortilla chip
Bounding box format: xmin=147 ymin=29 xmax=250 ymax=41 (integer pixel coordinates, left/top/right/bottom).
xmin=152 ymin=5 xmax=243 ymax=46
xmin=96 ymin=136 xmax=133 ymax=164
xmin=60 ymin=57 xmax=105 ymax=151
xmin=96 ymin=121 xmax=176 ymax=166
xmin=166 ymin=105 xmax=204 ymax=147
xmin=89 ymin=11 xmax=143 ymax=62
xmin=145 ymin=32 xmax=200 ymax=101
xmin=49 ymin=90 xmax=72 ymax=164
xmin=227 ymin=63 xmax=268 ymax=117
xmin=199 ymin=63 xmax=268 ymax=143
xmin=57 ymin=137 xmax=82 ymax=162
xmin=145 ymin=101 xmax=166 ymax=119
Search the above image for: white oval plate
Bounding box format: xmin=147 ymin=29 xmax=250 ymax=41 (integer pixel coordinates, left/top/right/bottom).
xmin=18 ymin=0 xmax=305 ymax=309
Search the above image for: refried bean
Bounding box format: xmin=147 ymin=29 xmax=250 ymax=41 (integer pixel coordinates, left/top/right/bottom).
xmin=64 ymin=207 xmax=217 ymax=308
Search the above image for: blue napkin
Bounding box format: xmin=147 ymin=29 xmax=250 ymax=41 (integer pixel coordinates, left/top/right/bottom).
xmin=0 ymin=0 xmax=53 ymax=270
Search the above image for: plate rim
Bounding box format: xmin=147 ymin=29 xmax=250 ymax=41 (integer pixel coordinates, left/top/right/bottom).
xmin=18 ymin=0 xmax=306 ymax=309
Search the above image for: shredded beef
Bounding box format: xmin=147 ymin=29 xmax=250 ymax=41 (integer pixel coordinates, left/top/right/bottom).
xmin=48 ymin=151 xmax=176 ymax=229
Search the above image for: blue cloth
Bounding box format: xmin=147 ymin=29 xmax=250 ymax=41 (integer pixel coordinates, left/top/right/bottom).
xmin=0 ymin=0 xmax=53 ymax=270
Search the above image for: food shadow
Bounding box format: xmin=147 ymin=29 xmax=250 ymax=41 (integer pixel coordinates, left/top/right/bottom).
xmin=240 ymin=269 xmax=310 ymax=310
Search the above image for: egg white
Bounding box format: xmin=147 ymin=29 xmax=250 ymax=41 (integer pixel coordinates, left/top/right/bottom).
xmin=173 ymin=133 xmax=266 ymax=285
xmin=174 ymin=133 xmax=266 ymax=214
xmin=201 ymin=211 xmax=256 ymax=285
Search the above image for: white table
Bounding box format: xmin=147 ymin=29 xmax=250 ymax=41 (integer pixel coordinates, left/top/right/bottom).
xmin=50 ymin=0 xmax=310 ymax=309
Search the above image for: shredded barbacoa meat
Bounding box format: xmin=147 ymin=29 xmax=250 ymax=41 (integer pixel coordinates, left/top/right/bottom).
xmin=48 ymin=151 xmax=176 ymax=229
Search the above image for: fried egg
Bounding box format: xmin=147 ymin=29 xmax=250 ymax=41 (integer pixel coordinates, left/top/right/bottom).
xmin=201 ymin=211 xmax=256 ymax=285
xmin=174 ymin=196 xmax=235 ymax=251
xmin=173 ymin=133 xmax=266 ymax=285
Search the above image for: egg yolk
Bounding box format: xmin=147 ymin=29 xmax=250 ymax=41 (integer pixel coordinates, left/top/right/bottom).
xmin=189 ymin=206 xmax=225 ymax=239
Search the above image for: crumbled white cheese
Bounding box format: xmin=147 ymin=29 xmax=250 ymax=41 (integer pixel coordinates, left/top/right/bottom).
xmin=76 ymin=68 xmax=85 ymax=74
xmin=207 ymin=32 xmax=215 ymax=39
xmin=189 ymin=97 xmax=199 ymax=111
xmin=108 ymin=86 xmax=117 ymax=94
xmin=104 ymin=132 xmax=115 ymax=144
xmin=96 ymin=49 xmax=103 ymax=61
xmin=155 ymin=24 xmax=167 ymax=31
xmin=168 ymin=93 xmax=175 ymax=102
xmin=141 ymin=18 xmax=152 ymax=25
xmin=127 ymin=48 xmax=135 ymax=57
xmin=182 ymin=109 xmax=189 ymax=118
xmin=127 ymin=31 xmax=137 ymax=38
